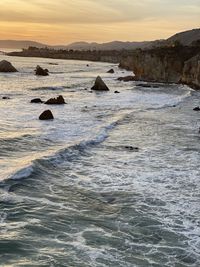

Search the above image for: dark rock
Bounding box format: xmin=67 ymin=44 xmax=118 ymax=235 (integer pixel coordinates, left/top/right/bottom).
xmin=48 ymin=63 xmax=58 ymax=65
xmin=124 ymin=146 xmax=139 ymax=151
xmin=0 ymin=60 xmax=18 ymax=72
xmin=35 ymin=65 xmax=49 ymax=76
xmin=117 ymin=76 xmax=136 ymax=82
xmin=107 ymin=68 xmax=114 ymax=74
xmin=114 ymin=91 xmax=120 ymax=94
xmin=39 ymin=110 xmax=54 ymax=120
xmin=31 ymin=98 xmax=43 ymax=103
xmin=91 ymin=76 xmax=109 ymax=91
xmin=2 ymin=96 xmax=10 ymax=100
xmin=193 ymin=106 xmax=200 ymax=111
xmin=45 ymin=95 xmax=66 ymax=105
xmin=86 ymin=64 xmax=89 ymax=67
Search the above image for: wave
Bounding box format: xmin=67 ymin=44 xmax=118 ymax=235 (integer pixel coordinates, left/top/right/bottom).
xmin=30 ymin=85 xmax=70 ymax=91
xmin=2 ymin=119 xmax=120 ymax=183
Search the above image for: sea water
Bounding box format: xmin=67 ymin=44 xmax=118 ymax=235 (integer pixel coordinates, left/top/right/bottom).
xmin=0 ymin=53 xmax=199 ymax=266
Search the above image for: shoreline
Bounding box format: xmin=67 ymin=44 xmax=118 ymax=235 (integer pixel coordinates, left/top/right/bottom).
xmin=6 ymin=45 xmax=200 ymax=90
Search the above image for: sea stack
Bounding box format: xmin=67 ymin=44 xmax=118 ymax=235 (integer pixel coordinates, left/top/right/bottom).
xmin=39 ymin=110 xmax=54 ymax=120
xmin=35 ymin=65 xmax=49 ymax=76
xmin=0 ymin=60 xmax=18 ymax=72
xmin=91 ymin=76 xmax=109 ymax=91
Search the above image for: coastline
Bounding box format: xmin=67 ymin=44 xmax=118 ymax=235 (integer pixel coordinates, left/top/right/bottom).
xmin=7 ymin=45 xmax=200 ymax=90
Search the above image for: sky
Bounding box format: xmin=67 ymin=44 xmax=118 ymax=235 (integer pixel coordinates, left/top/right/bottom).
xmin=0 ymin=0 xmax=199 ymax=44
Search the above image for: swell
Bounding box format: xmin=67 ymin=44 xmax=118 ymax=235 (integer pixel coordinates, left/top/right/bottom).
xmin=0 ymin=133 xmax=57 ymax=156
xmin=30 ymin=85 xmax=71 ymax=91
xmin=1 ymin=118 xmax=121 ymax=184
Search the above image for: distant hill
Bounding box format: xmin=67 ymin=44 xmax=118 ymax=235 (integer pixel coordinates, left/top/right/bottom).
xmin=0 ymin=28 xmax=199 ymax=50
xmin=64 ymin=40 xmax=160 ymax=50
xmin=166 ymin=28 xmax=200 ymax=46
xmin=0 ymin=40 xmax=48 ymax=49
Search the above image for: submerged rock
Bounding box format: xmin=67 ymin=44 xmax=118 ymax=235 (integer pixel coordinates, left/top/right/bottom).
xmin=107 ymin=68 xmax=114 ymax=74
xmin=0 ymin=60 xmax=18 ymax=72
xmin=39 ymin=110 xmax=54 ymax=120
xmin=45 ymin=95 xmax=66 ymax=105
xmin=48 ymin=62 xmax=58 ymax=65
xmin=117 ymin=76 xmax=136 ymax=82
xmin=124 ymin=146 xmax=139 ymax=151
xmin=91 ymin=76 xmax=109 ymax=91
xmin=31 ymin=98 xmax=43 ymax=103
xmin=35 ymin=65 xmax=49 ymax=76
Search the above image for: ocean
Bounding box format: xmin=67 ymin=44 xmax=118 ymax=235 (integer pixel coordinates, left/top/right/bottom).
xmin=0 ymin=53 xmax=200 ymax=267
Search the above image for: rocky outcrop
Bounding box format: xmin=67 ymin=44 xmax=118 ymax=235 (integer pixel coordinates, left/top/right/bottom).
xmin=0 ymin=60 xmax=18 ymax=72
xmin=39 ymin=110 xmax=54 ymax=120
xmin=119 ymin=46 xmax=200 ymax=89
xmin=35 ymin=65 xmax=49 ymax=76
xmin=91 ymin=76 xmax=109 ymax=91
xmin=45 ymin=95 xmax=66 ymax=105
xmin=181 ymin=54 xmax=200 ymax=89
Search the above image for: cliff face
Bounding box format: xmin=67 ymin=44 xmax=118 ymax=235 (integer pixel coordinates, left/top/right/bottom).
xmin=119 ymin=46 xmax=200 ymax=89
xmin=181 ymin=54 xmax=200 ymax=89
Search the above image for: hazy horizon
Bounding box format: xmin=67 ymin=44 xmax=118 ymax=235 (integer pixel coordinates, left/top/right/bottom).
xmin=0 ymin=0 xmax=199 ymax=45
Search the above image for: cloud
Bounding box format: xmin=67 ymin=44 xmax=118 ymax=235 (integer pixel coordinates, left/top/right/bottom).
xmin=0 ymin=0 xmax=199 ymax=43
xmin=0 ymin=0 xmax=199 ymax=24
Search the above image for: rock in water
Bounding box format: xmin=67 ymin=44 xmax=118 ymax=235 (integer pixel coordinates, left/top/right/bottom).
xmin=39 ymin=110 xmax=54 ymax=120
xmin=31 ymin=98 xmax=43 ymax=103
xmin=107 ymin=69 xmax=114 ymax=73
xmin=35 ymin=65 xmax=49 ymax=76
xmin=0 ymin=60 xmax=18 ymax=72
xmin=45 ymin=95 xmax=66 ymax=105
xmin=193 ymin=106 xmax=200 ymax=111
xmin=91 ymin=76 xmax=109 ymax=91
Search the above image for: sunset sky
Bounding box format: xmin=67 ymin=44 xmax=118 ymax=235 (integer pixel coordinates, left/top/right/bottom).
xmin=0 ymin=0 xmax=199 ymax=44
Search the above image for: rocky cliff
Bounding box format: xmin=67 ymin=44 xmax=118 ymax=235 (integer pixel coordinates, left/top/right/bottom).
xmin=181 ymin=54 xmax=200 ymax=89
xmin=7 ymin=45 xmax=200 ymax=89
xmin=119 ymin=46 xmax=200 ymax=89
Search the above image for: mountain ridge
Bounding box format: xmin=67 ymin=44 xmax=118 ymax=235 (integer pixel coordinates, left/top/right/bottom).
xmin=1 ymin=28 xmax=199 ymax=50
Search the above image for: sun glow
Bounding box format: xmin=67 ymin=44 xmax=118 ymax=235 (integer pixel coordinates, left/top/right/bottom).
xmin=0 ymin=0 xmax=199 ymax=44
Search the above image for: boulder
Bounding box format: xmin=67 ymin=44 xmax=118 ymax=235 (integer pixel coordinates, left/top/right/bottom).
xmin=0 ymin=60 xmax=18 ymax=72
xmin=39 ymin=110 xmax=54 ymax=120
xmin=35 ymin=65 xmax=49 ymax=76
xmin=114 ymin=91 xmax=120 ymax=94
xmin=45 ymin=95 xmax=66 ymax=105
xmin=31 ymin=98 xmax=43 ymax=103
xmin=193 ymin=106 xmax=200 ymax=111
xmin=107 ymin=69 xmax=114 ymax=74
xmin=91 ymin=76 xmax=109 ymax=91
xmin=2 ymin=96 xmax=11 ymax=100
xmin=117 ymin=76 xmax=136 ymax=82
